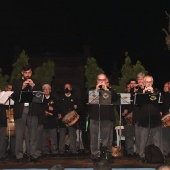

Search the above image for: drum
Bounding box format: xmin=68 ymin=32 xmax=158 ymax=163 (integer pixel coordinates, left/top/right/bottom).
xmin=6 ymin=108 xmax=15 ymax=136
xmin=6 ymin=121 xmax=15 ymax=136
xmin=161 ymin=112 xmax=170 ymax=127
xmin=124 ymin=112 xmax=133 ymax=126
xmin=62 ymin=110 xmax=80 ymax=127
xmin=6 ymin=108 xmax=14 ymax=122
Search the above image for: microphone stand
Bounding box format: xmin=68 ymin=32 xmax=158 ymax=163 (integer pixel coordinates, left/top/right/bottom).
xmin=97 ymin=89 xmax=102 ymax=158
xmin=118 ymin=95 xmax=122 ymax=148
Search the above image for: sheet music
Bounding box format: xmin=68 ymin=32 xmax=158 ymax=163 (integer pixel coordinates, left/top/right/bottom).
xmin=88 ymin=90 xmax=99 ymax=104
xmin=5 ymin=98 xmax=14 ymax=105
xmin=118 ymin=93 xmax=131 ymax=105
xmin=33 ymin=91 xmax=44 ymax=103
xmin=0 ymin=91 xmax=14 ymax=105
xmin=99 ymin=90 xmax=112 ymax=105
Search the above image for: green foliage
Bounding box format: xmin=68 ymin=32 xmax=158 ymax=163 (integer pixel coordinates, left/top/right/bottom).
xmin=32 ymin=60 xmax=55 ymax=86
xmin=133 ymin=60 xmax=148 ymax=77
xmin=84 ymin=57 xmax=104 ymax=92
xmin=9 ymin=50 xmax=55 ymax=87
xmin=0 ymin=68 xmax=9 ymax=91
xmin=10 ymin=50 xmax=29 ymax=84
xmin=113 ymin=52 xmax=148 ymax=93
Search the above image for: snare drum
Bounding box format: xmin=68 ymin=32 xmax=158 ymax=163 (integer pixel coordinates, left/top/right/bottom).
xmin=124 ymin=112 xmax=133 ymax=126
xmin=62 ymin=110 xmax=80 ymax=127
xmin=161 ymin=112 xmax=170 ymax=128
xmin=6 ymin=109 xmax=15 ymax=136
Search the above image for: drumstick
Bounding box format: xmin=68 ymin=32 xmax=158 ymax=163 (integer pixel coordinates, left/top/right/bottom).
xmin=45 ymin=111 xmax=53 ymax=116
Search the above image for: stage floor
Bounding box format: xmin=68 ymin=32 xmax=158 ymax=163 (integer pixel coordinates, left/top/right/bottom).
xmin=0 ymin=153 xmax=168 ymax=170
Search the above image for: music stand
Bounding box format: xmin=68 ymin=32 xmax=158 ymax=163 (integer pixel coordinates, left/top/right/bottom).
xmin=118 ymin=93 xmax=131 ymax=148
xmin=19 ymin=91 xmax=44 ymax=103
xmin=0 ymin=91 xmax=14 ymax=158
xmin=88 ymin=90 xmax=99 ymax=104
xmin=5 ymin=96 xmax=14 ymax=158
xmin=19 ymin=91 xmax=33 ymax=103
xmin=33 ymin=91 xmax=44 ymax=103
xmin=99 ymin=91 xmax=111 ymax=105
xmin=133 ymin=93 xmax=161 ymax=147
xmin=118 ymin=93 xmax=131 ymax=124
xmin=134 ymin=93 xmax=161 ymax=105
xmin=87 ymin=89 xmax=113 ymax=158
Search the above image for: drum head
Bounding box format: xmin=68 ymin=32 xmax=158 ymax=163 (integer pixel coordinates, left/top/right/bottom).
xmin=62 ymin=110 xmax=80 ymax=126
xmin=162 ymin=113 xmax=170 ymax=127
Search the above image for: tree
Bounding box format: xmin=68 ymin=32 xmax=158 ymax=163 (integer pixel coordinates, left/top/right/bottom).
xmin=32 ymin=60 xmax=55 ymax=86
xmin=113 ymin=52 xmax=148 ymax=93
xmin=162 ymin=11 xmax=170 ymax=50
xmin=84 ymin=57 xmax=104 ymax=92
xmin=9 ymin=50 xmax=55 ymax=87
xmin=10 ymin=50 xmax=29 ymax=84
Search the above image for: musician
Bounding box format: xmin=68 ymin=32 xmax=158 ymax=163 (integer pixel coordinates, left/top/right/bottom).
xmin=5 ymin=84 xmax=13 ymax=91
xmin=87 ymin=73 xmax=118 ymax=162
xmin=161 ymin=81 xmax=170 ymax=157
xmin=138 ymin=75 xmax=162 ymax=163
xmin=0 ymin=105 xmax=7 ymax=160
xmin=11 ymin=65 xmax=43 ymax=163
xmin=121 ymin=78 xmax=137 ymax=157
xmin=42 ymin=84 xmax=59 ymax=157
xmin=58 ymin=83 xmax=79 ymax=156
xmin=133 ymin=72 xmax=145 ymax=157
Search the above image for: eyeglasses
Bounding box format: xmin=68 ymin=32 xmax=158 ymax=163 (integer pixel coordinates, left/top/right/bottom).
xmin=97 ymin=79 xmax=106 ymax=81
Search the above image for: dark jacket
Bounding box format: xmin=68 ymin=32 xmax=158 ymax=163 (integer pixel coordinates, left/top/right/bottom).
xmin=11 ymin=78 xmax=43 ymax=120
xmin=58 ymin=93 xmax=79 ymax=128
xmin=0 ymin=106 xmax=7 ymax=127
xmin=43 ymin=95 xmax=59 ymax=129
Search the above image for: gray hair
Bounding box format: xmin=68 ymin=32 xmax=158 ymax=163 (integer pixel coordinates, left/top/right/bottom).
xmin=137 ymin=72 xmax=145 ymax=79
xmin=42 ymin=84 xmax=51 ymax=90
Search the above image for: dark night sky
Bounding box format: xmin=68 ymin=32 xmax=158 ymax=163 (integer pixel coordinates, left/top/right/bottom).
xmin=0 ymin=1 xmax=170 ymax=89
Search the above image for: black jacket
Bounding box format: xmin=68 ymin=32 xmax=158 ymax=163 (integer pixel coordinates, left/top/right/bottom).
xmin=11 ymin=78 xmax=43 ymax=120
xmin=160 ymin=91 xmax=170 ymax=117
xmin=43 ymin=95 xmax=59 ymax=129
xmin=0 ymin=106 xmax=7 ymax=127
xmin=58 ymin=93 xmax=79 ymax=128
